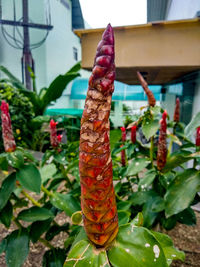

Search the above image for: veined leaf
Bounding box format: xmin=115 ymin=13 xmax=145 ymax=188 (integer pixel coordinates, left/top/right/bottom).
xmin=126 ymin=158 xmax=150 ymax=176
xmin=142 ymin=119 xmax=159 ymax=140
xmin=18 ymin=207 xmax=54 ymax=222
xmin=0 ymin=172 xmax=16 ymax=211
xmin=185 ymin=111 xmax=200 ymax=139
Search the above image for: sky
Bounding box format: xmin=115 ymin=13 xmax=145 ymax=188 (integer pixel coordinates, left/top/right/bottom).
xmin=79 ymin=0 xmax=147 ymax=29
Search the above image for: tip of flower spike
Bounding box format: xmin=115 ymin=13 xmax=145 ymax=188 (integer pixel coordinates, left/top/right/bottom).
xmin=57 ymin=134 xmax=63 ymax=143
xmin=102 ymin=23 xmax=114 ymax=45
xmin=176 ymin=98 xmax=180 ymax=104
xmin=120 ymin=127 xmax=126 ymax=132
xmin=0 ymin=100 xmax=9 ymax=113
xmin=162 ymin=110 xmax=167 ymax=120
xmin=50 ymin=119 xmax=58 ymax=128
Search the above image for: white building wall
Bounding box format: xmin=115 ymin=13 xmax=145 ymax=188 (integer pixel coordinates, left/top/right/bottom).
xmin=166 ymin=0 xmax=200 ymax=20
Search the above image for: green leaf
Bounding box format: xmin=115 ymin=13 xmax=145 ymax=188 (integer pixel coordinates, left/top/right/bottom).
xmin=64 ymin=239 xmax=110 ymax=267
xmin=163 ymin=150 xmax=192 ymax=173
xmin=126 ymin=158 xmax=150 ymax=176
xmin=16 ymin=164 xmax=41 ymax=193
xmin=40 ymin=163 xmax=57 ymax=183
xmin=7 ymin=150 xmax=24 ymax=169
xmin=165 ymin=169 xmax=200 ymax=217
xmin=43 ymin=248 xmax=66 ymax=267
xmin=18 ymin=207 xmax=54 ymax=222
xmin=29 ymin=219 xmax=53 ymax=243
xmin=151 ymin=231 xmax=185 ymax=266
xmin=50 ymin=192 xmax=80 ymax=216
xmin=0 ymin=152 xmax=8 ymax=170
xmin=108 ymin=225 xmax=167 ymax=267
xmin=67 ymin=61 xmax=81 ymax=74
xmin=118 ymin=210 xmax=130 ymax=226
xmin=0 ymin=172 xmax=16 ymax=211
xmin=5 ymin=228 xmax=29 ymax=267
xmin=30 ymin=115 xmax=50 ymax=130
xmin=185 ymin=111 xmax=200 ymax=139
xmin=161 ymin=216 xmax=177 ymax=230
xmin=131 ymin=212 xmax=144 ymax=226
xmin=176 ymin=207 xmax=196 ymax=226
xmin=129 ymin=190 xmax=156 ymax=206
xmin=138 ymin=170 xmax=157 ymax=189
xmin=0 ymin=201 xmax=13 ymax=227
xmin=142 ymin=119 xmax=159 ymax=140
xmin=0 ymin=238 xmax=7 ymax=254
xmin=41 ymin=72 xmax=80 ymax=113
xmin=45 ymin=223 xmax=70 ymax=241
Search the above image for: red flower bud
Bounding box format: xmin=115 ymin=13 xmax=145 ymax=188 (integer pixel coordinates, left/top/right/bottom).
xmin=120 ymin=145 xmax=126 ymax=166
xmin=0 ymin=100 xmax=16 ymax=152
xmin=137 ymin=71 xmax=156 ymax=107
xmin=173 ymin=98 xmax=180 ymax=122
xmin=49 ymin=119 xmax=60 ymax=148
xmin=57 ymin=134 xmax=63 ymax=143
xmin=131 ymin=125 xmax=137 ymax=144
xmin=196 ymin=126 xmax=200 ymax=147
xmin=120 ymin=127 xmax=126 ymax=142
xmin=157 ymin=110 xmax=167 ymax=171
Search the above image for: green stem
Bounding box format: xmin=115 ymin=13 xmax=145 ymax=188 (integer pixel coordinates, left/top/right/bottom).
xmin=60 ymin=165 xmax=73 ymax=189
xmin=150 ymin=136 xmax=154 ymax=167
xmin=21 ymin=190 xmax=41 ymax=207
xmin=41 ymin=185 xmax=53 ymax=197
xmin=39 ymin=238 xmax=54 ymax=249
xmin=13 ymin=216 xmax=22 ymax=229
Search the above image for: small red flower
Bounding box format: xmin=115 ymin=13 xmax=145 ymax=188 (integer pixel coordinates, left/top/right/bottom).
xmin=120 ymin=145 xmax=126 ymax=167
xmin=131 ymin=125 xmax=137 ymax=144
xmin=49 ymin=119 xmax=61 ymax=148
xmin=196 ymin=126 xmax=200 ymax=147
xmin=120 ymin=127 xmax=126 ymax=142
xmin=0 ymin=100 xmax=16 ymax=152
xmin=157 ymin=110 xmax=167 ymax=171
xmin=173 ymin=98 xmax=180 ymax=122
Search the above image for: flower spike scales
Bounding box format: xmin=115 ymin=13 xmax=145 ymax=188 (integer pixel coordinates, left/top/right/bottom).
xmin=0 ymin=100 xmax=16 ymax=152
xmin=79 ymin=24 xmax=118 ymax=248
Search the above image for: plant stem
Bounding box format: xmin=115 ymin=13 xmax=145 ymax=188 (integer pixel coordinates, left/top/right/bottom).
xmin=41 ymin=185 xmax=53 ymax=197
xmin=150 ymin=136 xmax=154 ymax=167
xmin=13 ymin=216 xmax=22 ymax=229
xmin=21 ymin=190 xmax=41 ymax=207
xmin=39 ymin=238 xmax=54 ymax=249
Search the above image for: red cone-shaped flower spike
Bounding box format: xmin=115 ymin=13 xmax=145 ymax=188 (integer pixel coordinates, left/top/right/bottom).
xmin=173 ymin=98 xmax=180 ymax=122
xmin=120 ymin=127 xmax=126 ymax=142
xmin=120 ymin=145 xmax=126 ymax=167
xmin=0 ymin=100 xmax=16 ymax=152
xmin=196 ymin=126 xmax=200 ymax=147
xmin=157 ymin=110 xmax=167 ymax=171
xmin=137 ymin=71 xmax=156 ymax=107
xmin=131 ymin=125 xmax=137 ymax=144
xmin=79 ymin=24 xmax=118 ymax=248
xmin=50 ymin=119 xmax=59 ymax=148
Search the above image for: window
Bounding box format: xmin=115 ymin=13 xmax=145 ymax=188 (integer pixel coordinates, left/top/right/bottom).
xmin=73 ymin=47 xmax=78 ymax=61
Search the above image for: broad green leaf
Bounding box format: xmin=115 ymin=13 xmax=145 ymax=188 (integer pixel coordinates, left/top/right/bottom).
xmin=143 ymin=199 xmax=159 ymax=228
xmin=50 ymin=192 xmax=80 ymax=216
xmin=5 ymin=228 xmax=29 ymax=267
xmin=161 ymin=216 xmax=177 ymax=230
xmin=118 ymin=210 xmax=131 ymax=226
xmin=16 ymin=164 xmax=41 ymax=193
xmin=176 ymin=207 xmax=196 ymax=226
xmin=64 ymin=239 xmax=110 ymax=267
xmin=0 ymin=239 xmax=7 ymax=254
xmin=151 ymin=197 xmax=165 ymax=212
xmin=151 ymin=231 xmax=185 ymax=266
xmin=129 ymin=190 xmax=156 ymax=206
xmin=29 ymin=219 xmax=52 ymax=243
xmin=7 ymin=150 xmax=24 ymax=169
xmin=18 ymin=207 xmax=54 ymax=222
xmin=43 ymin=248 xmax=66 ymax=267
xmin=142 ymin=119 xmax=159 ymax=140
xmin=0 ymin=172 xmax=16 ymax=211
xmin=138 ymin=170 xmax=157 ymax=189
xmin=163 ymin=150 xmax=192 ymax=173
xmin=110 ymin=129 xmax=122 ymax=151
xmin=30 ymin=115 xmax=50 ymax=130
xmin=185 ymin=111 xmax=200 ymax=139
xmin=126 ymin=158 xmax=150 ymax=176
xmin=108 ymin=225 xmax=167 ymax=267
xmin=165 ymin=169 xmax=200 ymax=217
xmin=67 ymin=61 xmax=81 ymax=74
xmin=0 ymin=152 xmax=8 ymax=170
xmin=117 ymin=201 xmax=131 ymax=211
xmin=0 ymin=201 xmax=13 ymax=227
xmin=40 ymin=163 xmax=57 ymax=183
xmin=53 ymin=153 xmax=68 ymax=165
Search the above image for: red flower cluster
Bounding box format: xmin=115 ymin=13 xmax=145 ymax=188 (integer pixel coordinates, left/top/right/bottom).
xmin=120 ymin=127 xmax=126 ymax=166
xmin=49 ymin=119 xmax=62 ymax=148
xmin=131 ymin=125 xmax=137 ymax=144
xmin=173 ymin=98 xmax=180 ymax=122
xmin=157 ymin=110 xmax=167 ymax=171
xmin=0 ymin=100 xmax=16 ymax=152
xmin=196 ymin=126 xmax=200 ymax=147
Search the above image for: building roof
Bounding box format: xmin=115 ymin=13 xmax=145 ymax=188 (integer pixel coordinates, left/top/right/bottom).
xmin=71 ymin=0 xmax=84 ymax=29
